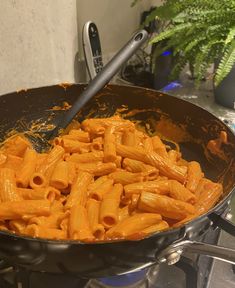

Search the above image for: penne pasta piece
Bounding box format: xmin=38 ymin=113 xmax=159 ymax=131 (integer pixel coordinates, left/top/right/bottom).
xmin=68 ymin=129 xmax=90 ymax=143
xmin=28 ymin=211 xmax=68 ymax=229
xmin=109 ymin=170 xmax=144 ymax=186
xmin=61 ymin=138 xmax=91 ymax=154
xmin=143 ymin=138 xmax=154 ymax=153
xmin=186 ymin=161 xmax=204 ymax=193
xmin=173 ymin=214 xmax=198 ymax=228
xmin=30 ymin=145 xmax=64 ymax=188
xmin=114 ymin=156 xmax=122 ymax=168
xmin=151 ymin=135 xmax=168 ymax=158
xmin=67 ymin=161 xmax=77 ymax=186
xmin=0 ymin=168 xmax=22 ymax=201
xmin=86 ymin=199 xmax=105 ymax=239
xmin=65 ymin=171 xmax=93 ymax=209
xmin=116 ymin=144 xmax=187 ymax=183
xmin=50 ymin=161 xmax=69 ymax=190
xmin=69 ymin=204 xmax=94 ymax=240
xmin=67 ymin=151 xmax=104 ymax=163
xmin=82 ymin=116 xmax=134 ymax=134
xmin=169 ymin=180 xmax=196 ymax=204
xmin=106 ymin=213 xmax=162 ymax=238
xmin=195 ymin=180 xmax=223 ymax=215
xmin=168 ymin=150 xmax=181 ymax=163
xmin=128 ymin=194 xmax=140 ymax=213
xmin=91 ymin=137 xmax=103 ymax=151
xmin=60 ymin=217 xmax=69 ymax=235
xmin=88 ymin=175 xmax=108 ymax=192
xmin=141 ymin=221 xmax=169 ymax=234
xmin=0 ymin=153 xmax=7 ymax=166
xmin=138 ymin=192 xmax=196 ymax=220
xmin=122 ymin=130 xmax=136 ymax=147
xmin=51 ymin=200 xmax=64 ymax=213
xmin=122 ymin=158 xmax=159 ymax=181
xmin=124 ymin=180 xmax=170 ymax=197
xmin=3 ymin=154 xmax=23 ymax=171
xmin=100 ymin=184 xmax=123 ymax=228
xmin=77 ymin=162 xmax=116 ymax=176
xmin=103 ymin=126 xmax=117 ymax=162
xmin=17 ymin=186 xmax=60 ymax=202
xmin=89 ymin=179 xmax=113 ymax=201
xmin=9 ymin=219 xmax=27 ymax=234
xmin=0 ymin=200 xmax=51 ymax=220
xmin=24 ymin=224 xmax=66 ymax=240
xmin=16 ymin=148 xmax=37 ymax=188
xmin=2 ymin=135 xmax=31 ymax=157
xmin=118 ymin=205 xmax=129 ymax=222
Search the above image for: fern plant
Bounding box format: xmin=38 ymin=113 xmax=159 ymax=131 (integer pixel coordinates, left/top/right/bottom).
xmin=135 ymin=0 xmax=235 ymax=86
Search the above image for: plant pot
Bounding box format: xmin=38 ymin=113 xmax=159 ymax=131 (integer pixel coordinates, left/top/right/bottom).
xmin=214 ymin=64 xmax=235 ymax=110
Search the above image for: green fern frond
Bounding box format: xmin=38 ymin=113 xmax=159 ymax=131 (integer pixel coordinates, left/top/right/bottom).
xmin=215 ymin=40 xmax=235 ymax=86
xmin=150 ymin=23 xmax=192 ymax=44
xmin=225 ymin=27 xmax=235 ymax=44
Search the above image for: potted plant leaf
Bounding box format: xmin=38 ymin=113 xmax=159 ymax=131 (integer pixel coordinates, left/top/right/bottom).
xmin=133 ymin=0 xmax=235 ymax=109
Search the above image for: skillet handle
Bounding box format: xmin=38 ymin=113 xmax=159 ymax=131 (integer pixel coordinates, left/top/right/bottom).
xmin=157 ymin=240 xmax=235 ymax=265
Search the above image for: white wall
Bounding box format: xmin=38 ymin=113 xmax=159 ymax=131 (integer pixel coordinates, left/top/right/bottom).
xmin=0 ymin=0 xmax=78 ymax=95
xmin=0 ymin=0 xmax=161 ymax=94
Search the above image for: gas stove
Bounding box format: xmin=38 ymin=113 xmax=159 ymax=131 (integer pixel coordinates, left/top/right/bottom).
xmin=0 ymin=79 xmax=235 ymax=288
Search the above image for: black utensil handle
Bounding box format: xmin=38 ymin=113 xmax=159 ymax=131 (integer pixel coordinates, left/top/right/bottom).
xmin=51 ymin=29 xmax=149 ymax=138
xmin=209 ymin=211 xmax=235 ymax=237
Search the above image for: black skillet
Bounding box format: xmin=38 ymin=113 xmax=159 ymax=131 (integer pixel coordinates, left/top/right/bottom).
xmin=0 ymin=84 xmax=234 ymax=278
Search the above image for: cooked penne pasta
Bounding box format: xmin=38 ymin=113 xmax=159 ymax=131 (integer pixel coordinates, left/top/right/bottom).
xmin=141 ymin=221 xmax=169 ymax=234
xmin=61 ymin=138 xmax=91 ymax=153
xmin=67 ymin=151 xmax=104 ymax=163
xmin=116 ymin=144 xmax=187 ymax=183
xmin=124 ymin=180 xmax=170 ymax=197
xmin=30 ymin=146 xmax=64 ymax=188
xmin=91 ymin=137 xmax=103 ymax=151
xmin=0 ymin=167 xmax=22 ymax=201
xmin=86 ymin=199 xmax=105 ymax=239
xmin=106 ymin=213 xmax=162 ymax=238
xmin=0 ymin=116 xmax=224 ymax=241
xmin=65 ymin=171 xmax=93 ymax=209
xmin=9 ymin=219 xmax=27 ymax=234
xmin=0 ymin=200 xmax=51 ymax=220
xmin=18 ymin=187 xmax=60 ymax=202
xmin=3 ymin=154 xmax=23 ymax=171
xmin=118 ymin=205 xmax=129 ymax=222
xmin=143 ymin=138 xmax=154 ymax=153
xmin=169 ymin=180 xmax=196 ymax=204
xmin=195 ymin=179 xmax=223 ymax=215
xmin=122 ymin=129 xmax=136 ymax=147
xmin=186 ymin=161 xmax=204 ymax=193
xmin=16 ymin=148 xmax=37 ymax=188
xmin=68 ymin=129 xmax=90 ymax=143
xmin=151 ymin=135 xmax=168 ymax=158
xmin=109 ymin=170 xmax=144 ymax=186
xmin=77 ymin=162 xmax=116 ymax=176
xmin=89 ymin=178 xmax=113 ymax=201
xmin=69 ymin=204 xmax=93 ymax=240
xmin=100 ymin=184 xmax=123 ymax=228
xmin=24 ymin=224 xmax=66 ymax=240
xmin=103 ymin=126 xmax=117 ymax=162
xmin=122 ymin=158 xmax=159 ymax=181
xmin=138 ymin=192 xmax=196 ymax=220
xmin=50 ymin=161 xmax=69 ymax=190
xmin=2 ymin=135 xmax=31 ymax=157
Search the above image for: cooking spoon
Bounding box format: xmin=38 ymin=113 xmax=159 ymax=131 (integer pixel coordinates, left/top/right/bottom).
xmin=28 ymin=29 xmax=148 ymax=151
